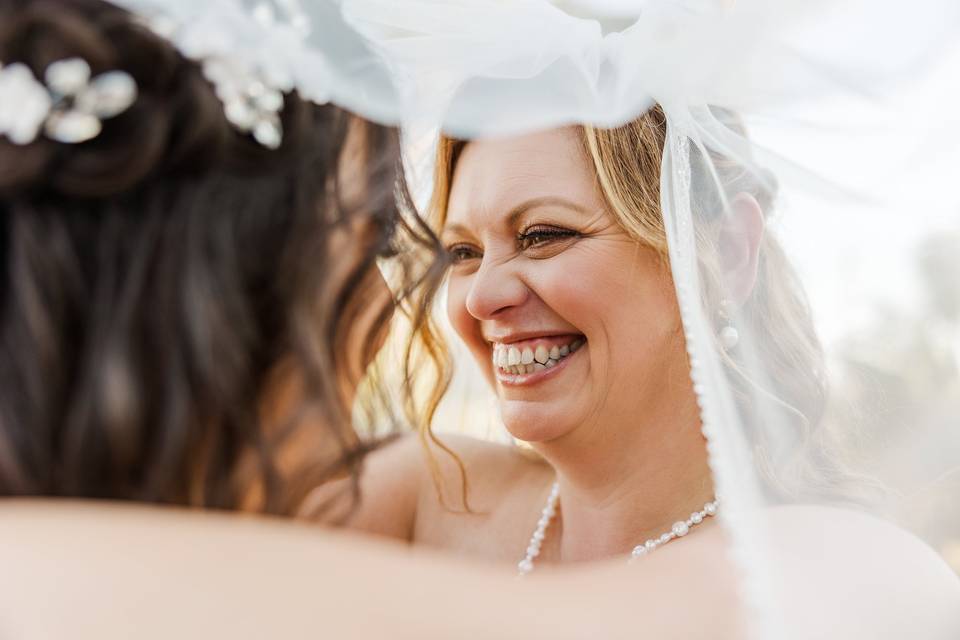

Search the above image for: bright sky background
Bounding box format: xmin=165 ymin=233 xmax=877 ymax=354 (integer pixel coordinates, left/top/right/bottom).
xmin=753 ymin=42 xmax=960 ymax=347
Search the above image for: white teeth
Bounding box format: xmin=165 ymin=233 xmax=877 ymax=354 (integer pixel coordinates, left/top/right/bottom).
xmin=494 ymin=337 xmax=586 ymax=375
xmin=534 ymin=345 xmax=549 ymax=364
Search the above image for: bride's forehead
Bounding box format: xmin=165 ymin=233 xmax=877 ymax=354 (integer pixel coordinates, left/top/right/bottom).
xmin=447 ymin=128 xmax=598 ymax=219
xmin=456 ymin=127 xmax=584 ymax=171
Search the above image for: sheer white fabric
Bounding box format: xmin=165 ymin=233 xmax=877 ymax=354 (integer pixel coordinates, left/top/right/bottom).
xmin=342 ymin=0 xmax=960 ymax=133
xmin=111 ymin=0 xmax=400 ymax=123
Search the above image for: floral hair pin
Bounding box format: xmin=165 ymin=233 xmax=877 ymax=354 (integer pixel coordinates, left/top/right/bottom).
xmin=137 ymin=5 xmax=291 ymax=150
xmin=0 ymin=57 xmax=138 ymax=145
xmin=201 ymin=57 xmax=285 ymax=150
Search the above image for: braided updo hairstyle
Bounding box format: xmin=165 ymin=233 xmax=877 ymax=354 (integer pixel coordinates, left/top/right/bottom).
xmin=0 ymin=0 xmax=441 ymax=513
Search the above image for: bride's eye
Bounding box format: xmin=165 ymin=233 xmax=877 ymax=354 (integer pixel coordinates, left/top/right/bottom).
xmin=517 ymin=225 xmax=579 ymax=252
xmin=446 ymin=242 xmax=482 ymax=264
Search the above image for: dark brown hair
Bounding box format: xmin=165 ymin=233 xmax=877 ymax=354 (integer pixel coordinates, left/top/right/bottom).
xmin=0 ymin=0 xmax=443 ymax=514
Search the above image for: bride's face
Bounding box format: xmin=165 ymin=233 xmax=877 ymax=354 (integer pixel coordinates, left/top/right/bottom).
xmin=443 ymin=127 xmax=686 ymax=443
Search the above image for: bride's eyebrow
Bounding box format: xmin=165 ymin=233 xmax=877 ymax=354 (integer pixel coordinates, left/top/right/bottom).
xmin=504 ymin=197 xmax=589 ymax=227
xmin=440 ymin=223 xmax=473 ymax=244
xmin=443 ymin=197 xmax=589 ymax=241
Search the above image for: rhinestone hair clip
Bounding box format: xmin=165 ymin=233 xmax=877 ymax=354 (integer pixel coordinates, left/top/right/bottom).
xmin=0 ymin=58 xmax=137 ymax=146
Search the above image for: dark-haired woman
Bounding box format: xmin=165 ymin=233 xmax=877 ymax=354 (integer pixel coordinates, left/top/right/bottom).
xmin=0 ymin=0 xmax=438 ymax=514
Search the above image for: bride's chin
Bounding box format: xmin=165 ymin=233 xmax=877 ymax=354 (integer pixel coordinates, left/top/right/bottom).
xmin=499 ymin=402 xmax=575 ymax=444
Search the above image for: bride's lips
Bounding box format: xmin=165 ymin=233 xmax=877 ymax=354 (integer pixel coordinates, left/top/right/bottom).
xmin=490 ymin=335 xmax=585 ymax=387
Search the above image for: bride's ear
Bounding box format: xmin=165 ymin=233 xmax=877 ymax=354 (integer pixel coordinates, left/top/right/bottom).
xmin=718 ymin=192 xmax=764 ymax=304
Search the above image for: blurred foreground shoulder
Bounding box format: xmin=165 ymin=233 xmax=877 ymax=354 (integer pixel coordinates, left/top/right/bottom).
xmin=766 ymin=505 xmax=960 ymax=640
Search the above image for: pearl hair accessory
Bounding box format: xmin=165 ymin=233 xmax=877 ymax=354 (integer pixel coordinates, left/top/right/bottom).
xmin=202 ymin=57 xmax=285 ymax=150
xmin=517 ymin=481 xmax=719 ymax=576
xmin=130 ymin=0 xmax=322 ymax=151
xmin=141 ymin=11 xmax=287 ymax=150
xmin=0 ymin=58 xmax=137 ymax=146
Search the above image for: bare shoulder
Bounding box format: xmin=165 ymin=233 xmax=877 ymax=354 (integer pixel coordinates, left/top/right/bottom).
xmin=353 ymin=431 xmax=545 ymax=511
xmin=421 ymin=432 xmax=551 ymax=511
xmin=413 ymin=433 xmax=553 ymax=557
xmin=764 ymin=505 xmax=960 ymax=639
xmin=300 ymin=434 xmax=424 ymax=538
xmin=306 ymin=432 xmax=548 ymax=546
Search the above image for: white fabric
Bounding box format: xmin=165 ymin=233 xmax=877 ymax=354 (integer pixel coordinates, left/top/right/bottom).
xmin=342 ymin=0 xmax=960 ymax=133
xmin=111 ymin=0 xmax=400 ymax=124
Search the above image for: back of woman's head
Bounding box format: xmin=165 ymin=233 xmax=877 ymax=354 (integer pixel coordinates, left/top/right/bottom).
xmin=0 ymin=0 xmax=427 ymax=513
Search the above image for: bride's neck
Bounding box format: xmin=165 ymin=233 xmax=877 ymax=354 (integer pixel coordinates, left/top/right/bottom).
xmin=535 ymin=403 xmax=714 ymax=563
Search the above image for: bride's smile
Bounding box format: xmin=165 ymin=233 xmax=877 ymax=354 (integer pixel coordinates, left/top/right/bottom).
xmin=489 ymin=334 xmax=585 ymax=385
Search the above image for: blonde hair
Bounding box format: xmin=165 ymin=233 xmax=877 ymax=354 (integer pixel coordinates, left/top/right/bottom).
xmin=422 ymin=107 xmax=872 ymax=505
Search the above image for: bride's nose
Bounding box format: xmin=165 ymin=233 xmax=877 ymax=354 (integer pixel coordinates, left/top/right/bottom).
xmin=465 ymin=257 xmax=529 ymax=320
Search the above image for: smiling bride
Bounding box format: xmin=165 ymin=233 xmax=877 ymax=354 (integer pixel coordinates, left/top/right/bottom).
xmin=336 ymin=105 xmax=823 ymax=569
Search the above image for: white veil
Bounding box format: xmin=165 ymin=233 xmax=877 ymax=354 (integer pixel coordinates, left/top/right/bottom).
xmin=110 ymin=0 xmax=400 ymax=124
xmin=332 ymin=0 xmax=960 ymax=636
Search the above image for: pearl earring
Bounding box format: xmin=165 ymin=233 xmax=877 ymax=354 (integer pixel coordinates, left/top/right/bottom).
xmin=718 ymin=299 xmax=739 ymax=350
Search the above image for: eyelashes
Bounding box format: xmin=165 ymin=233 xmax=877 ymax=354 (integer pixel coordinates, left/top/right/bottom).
xmin=447 ymin=243 xmax=481 ymax=263
xmin=444 ymin=225 xmax=580 ymax=265
xmin=516 ymin=225 xmax=579 ymax=251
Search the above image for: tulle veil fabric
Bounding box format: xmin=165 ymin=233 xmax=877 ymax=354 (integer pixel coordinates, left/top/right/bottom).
xmin=111 ymin=0 xmax=401 ymax=123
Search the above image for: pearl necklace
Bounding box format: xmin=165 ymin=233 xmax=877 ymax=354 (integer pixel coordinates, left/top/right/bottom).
xmin=517 ymin=482 xmax=719 ymax=576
